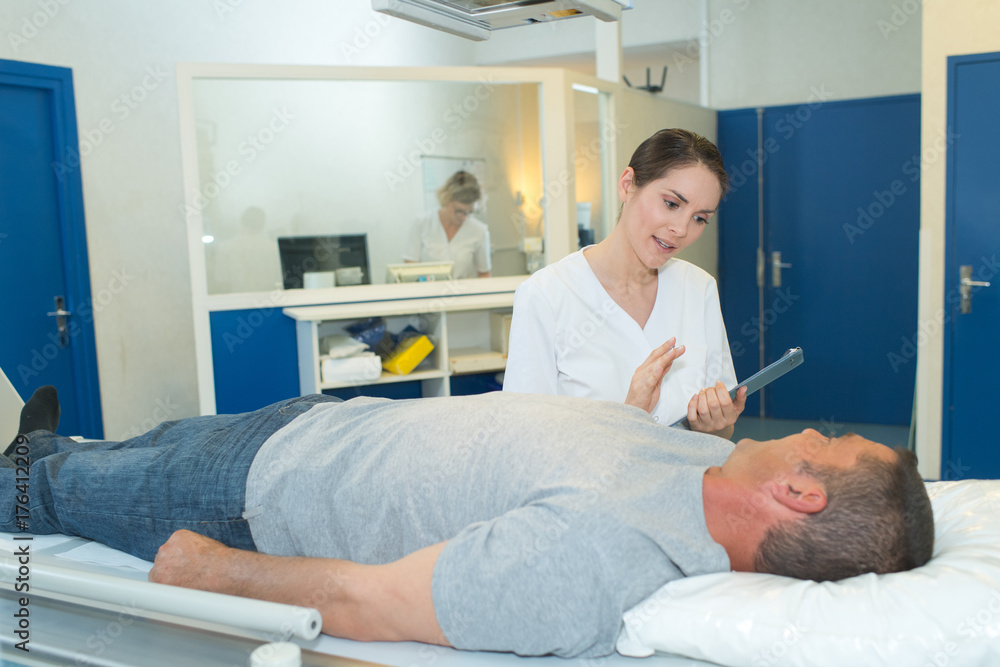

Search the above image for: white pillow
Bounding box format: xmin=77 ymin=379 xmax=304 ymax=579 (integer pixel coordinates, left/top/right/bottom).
xmin=617 ymin=480 xmax=1000 ymax=667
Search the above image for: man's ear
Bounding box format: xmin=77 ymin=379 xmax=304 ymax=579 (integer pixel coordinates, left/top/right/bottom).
xmin=769 ymin=476 xmax=828 ymax=515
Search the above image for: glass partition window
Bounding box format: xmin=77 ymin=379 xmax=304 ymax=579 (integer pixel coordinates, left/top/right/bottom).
xmin=572 ymin=85 xmax=615 ymax=249
xmin=192 ymin=78 xmax=544 ymax=295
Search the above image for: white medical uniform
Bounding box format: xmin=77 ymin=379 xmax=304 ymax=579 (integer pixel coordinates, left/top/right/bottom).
xmin=503 ymin=250 xmax=737 ymax=425
xmin=402 ymin=213 xmax=491 ymax=280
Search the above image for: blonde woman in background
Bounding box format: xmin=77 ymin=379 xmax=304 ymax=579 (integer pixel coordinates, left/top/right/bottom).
xmin=403 ymin=170 xmax=491 ymax=279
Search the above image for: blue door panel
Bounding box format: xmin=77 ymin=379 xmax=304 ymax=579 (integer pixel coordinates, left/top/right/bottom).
xmin=944 ymin=52 xmax=1000 ymax=479
xmin=0 ymin=59 xmax=102 ymax=437
xmin=718 ymin=95 xmax=920 ymax=425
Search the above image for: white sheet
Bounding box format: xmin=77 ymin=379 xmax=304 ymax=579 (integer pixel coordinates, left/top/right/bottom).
xmin=617 ymin=479 xmax=1000 ymax=666
xmin=0 ymin=531 xmax=719 ymax=666
xmin=7 ymin=480 xmax=996 ymax=666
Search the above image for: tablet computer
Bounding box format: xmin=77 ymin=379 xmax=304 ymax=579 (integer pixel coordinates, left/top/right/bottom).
xmin=671 ymin=347 xmax=804 ymax=428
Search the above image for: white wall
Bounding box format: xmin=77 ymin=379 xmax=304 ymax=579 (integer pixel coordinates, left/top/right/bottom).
xmin=474 ymin=0 xmax=703 ymax=65
xmin=476 ymin=1 xmax=922 ymax=110
xmin=916 ymin=1 xmax=1000 ymax=479
xmin=705 ymin=0 xmax=921 ymax=109
xmin=1 ymin=0 xmax=929 ymax=436
xmin=474 ymin=1 xmax=704 ymax=105
xmin=1 ymin=0 xmax=476 ymax=437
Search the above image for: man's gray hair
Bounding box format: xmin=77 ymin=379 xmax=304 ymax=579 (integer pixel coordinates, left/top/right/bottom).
xmin=754 ymin=448 xmax=934 ymax=582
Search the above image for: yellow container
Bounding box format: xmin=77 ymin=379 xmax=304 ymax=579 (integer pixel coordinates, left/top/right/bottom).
xmin=382 ymin=335 xmax=434 ymax=375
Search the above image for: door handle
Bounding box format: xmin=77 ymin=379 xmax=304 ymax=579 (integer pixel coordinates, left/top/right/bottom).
xmin=771 ymin=251 xmax=792 ymax=288
xmin=47 ymin=295 xmax=72 ymax=348
xmin=960 ymin=265 xmax=991 ymax=314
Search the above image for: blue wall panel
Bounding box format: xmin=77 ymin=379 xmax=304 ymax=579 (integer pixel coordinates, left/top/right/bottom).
xmin=210 ymin=308 xmax=300 ymax=414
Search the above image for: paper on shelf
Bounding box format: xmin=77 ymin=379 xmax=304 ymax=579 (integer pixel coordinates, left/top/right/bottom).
xmin=319 ymin=334 xmax=369 ymax=358
xmin=55 ymin=541 xmax=153 ymax=572
xmin=322 ymin=351 xmax=382 ymax=384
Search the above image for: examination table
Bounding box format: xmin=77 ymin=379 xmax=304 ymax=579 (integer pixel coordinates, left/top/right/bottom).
xmin=3 ymin=478 xmax=1000 ymax=666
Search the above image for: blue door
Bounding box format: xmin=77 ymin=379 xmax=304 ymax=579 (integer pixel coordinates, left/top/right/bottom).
xmin=718 ymin=95 xmax=920 ymax=426
xmin=0 ymin=59 xmax=102 ymax=438
xmin=943 ymin=52 xmax=1000 ymax=479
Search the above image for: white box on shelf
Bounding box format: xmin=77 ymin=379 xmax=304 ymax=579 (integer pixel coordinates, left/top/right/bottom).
xmin=490 ymin=311 xmax=513 ymax=355
xmin=449 ymin=347 xmax=507 ymax=374
xmin=321 ymin=352 xmax=382 ymax=385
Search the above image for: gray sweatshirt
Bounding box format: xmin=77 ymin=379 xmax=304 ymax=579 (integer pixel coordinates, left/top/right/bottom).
xmin=245 ymin=392 xmax=732 ymax=658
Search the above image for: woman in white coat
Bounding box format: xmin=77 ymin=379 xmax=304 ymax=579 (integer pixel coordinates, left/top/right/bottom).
xmin=403 ymin=170 xmax=491 ymax=280
xmin=503 ymin=129 xmax=745 ymax=438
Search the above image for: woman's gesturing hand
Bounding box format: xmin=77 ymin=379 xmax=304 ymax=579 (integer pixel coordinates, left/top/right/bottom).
xmin=625 ymin=338 xmax=685 ymax=414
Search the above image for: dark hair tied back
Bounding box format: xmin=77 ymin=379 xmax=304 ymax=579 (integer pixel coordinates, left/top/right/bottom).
xmin=628 ymin=129 xmax=728 ymax=196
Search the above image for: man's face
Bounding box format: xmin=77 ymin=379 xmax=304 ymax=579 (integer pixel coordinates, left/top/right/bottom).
xmin=711 ymin=429 xmax=897 ymax=486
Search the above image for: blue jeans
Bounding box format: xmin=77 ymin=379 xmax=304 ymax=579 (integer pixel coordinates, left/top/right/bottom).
xmin=1 ymin=394 xmax=340 ymax=561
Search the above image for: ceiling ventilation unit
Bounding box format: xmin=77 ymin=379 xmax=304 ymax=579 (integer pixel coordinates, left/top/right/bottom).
xmin=372 ymin=0 xmax=632 ymax=41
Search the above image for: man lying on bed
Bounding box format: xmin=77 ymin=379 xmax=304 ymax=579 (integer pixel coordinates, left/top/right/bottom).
xmin=3 ymin=387 xmax=932 ymax=659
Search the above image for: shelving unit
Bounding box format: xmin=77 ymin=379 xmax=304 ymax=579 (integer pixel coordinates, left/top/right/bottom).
xmin=283 ymin=292 xmax=514 ymax=397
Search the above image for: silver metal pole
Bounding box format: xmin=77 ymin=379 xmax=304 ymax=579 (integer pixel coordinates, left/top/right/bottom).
xmin=0 ymin=555 xmax=322 ymax=640
xmin=756 ymin=107 xmax=766 ymax=418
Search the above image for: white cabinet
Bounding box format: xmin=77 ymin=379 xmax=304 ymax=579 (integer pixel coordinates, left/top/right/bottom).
xmin=283 ymin=293 xmax=514 ymax=397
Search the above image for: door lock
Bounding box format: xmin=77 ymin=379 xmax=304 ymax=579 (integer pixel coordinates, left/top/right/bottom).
xmin=960 ymin=265 xmax=991 ymax=314
xmin=47 ymin=296 xmax=72 ymax=347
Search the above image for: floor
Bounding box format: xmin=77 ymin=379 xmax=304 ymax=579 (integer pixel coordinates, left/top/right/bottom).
xmin=733 ymin=415 xmax=912 ymax=450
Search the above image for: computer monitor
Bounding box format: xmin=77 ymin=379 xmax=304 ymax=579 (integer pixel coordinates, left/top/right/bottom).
xmin=385 ymin=261 xmax=455 ymax=283
xmin=277 ymin=234 xmax=370 ymax=289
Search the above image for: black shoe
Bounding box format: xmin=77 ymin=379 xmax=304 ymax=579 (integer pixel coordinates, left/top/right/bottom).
xmin=19 ymin=385 xmax=60 ymax=434
xmin=4 ymin=386 xmax=60 ymax=456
